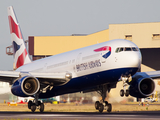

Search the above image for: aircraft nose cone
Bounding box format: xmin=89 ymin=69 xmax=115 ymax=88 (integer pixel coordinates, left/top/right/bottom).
xmin=128 ymin=52 xmax=141 ymax=68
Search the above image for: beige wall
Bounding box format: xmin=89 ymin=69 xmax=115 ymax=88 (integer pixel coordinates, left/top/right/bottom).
xmin=32 ymin=22 xmax=160 ymax=56
xmin=33 ymin=29 xmax=109 ymax=55
xmin=109 ymin=22 xmax=160 ymax=48
xmin=32 ymin=22 xmax=160 ymax=72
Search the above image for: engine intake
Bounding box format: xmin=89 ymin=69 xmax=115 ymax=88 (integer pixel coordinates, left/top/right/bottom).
xmin=139 ymin=78 xmax=154 ymax=95
xmin=11 ymin=76 xmax=40 ymax=97
xmin=129 ymin=72 xmax=155 ymax=98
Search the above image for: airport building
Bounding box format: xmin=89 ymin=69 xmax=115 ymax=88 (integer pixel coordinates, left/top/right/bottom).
xmin=27 ymin=22 xmax=160 ymax=71
xmin=5 ymin=22 xmax=160 ymax=103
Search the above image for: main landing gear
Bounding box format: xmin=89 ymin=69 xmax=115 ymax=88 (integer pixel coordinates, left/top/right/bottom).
xmin=95 ymin=85 xmax=112 ymax=113
xmin=28 ymin=93 xmax=44 ymax=112
xmin=120 ymin=76 xmax=131 ymax=97
xmin=27 ymin=84 xmax=54 ymax=112
xmin=28 ymin=100 xmax=44 ymax=112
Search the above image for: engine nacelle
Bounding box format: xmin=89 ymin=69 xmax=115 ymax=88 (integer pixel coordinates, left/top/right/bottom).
xmin=11 ymin=76 xmax=40 ymax=97
xmin=129 ymin=72 xmax=155 ymax=98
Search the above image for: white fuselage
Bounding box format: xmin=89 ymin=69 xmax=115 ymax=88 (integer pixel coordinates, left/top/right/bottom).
xmin=16 ymin=39 xmax=141 ymax=79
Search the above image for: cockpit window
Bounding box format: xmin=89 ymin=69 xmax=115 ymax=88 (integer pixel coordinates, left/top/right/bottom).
xmin=119 ymin=48 xmax=124 ymax=52
xmin=132 ymin=47 xmax=138 ymax=51
xmin=115 ymin=47 xmax=139 ymax=53
xmin=115 ymin=48 xmax=119 ymax=53
xmin=125 ymin=47 xmax=132 ymax=51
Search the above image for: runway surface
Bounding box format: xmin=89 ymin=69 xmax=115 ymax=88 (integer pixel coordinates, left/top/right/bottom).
xmin=0 ymin=111 xmax=160 ymax=120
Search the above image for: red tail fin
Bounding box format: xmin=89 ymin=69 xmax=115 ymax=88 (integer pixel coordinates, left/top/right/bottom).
xmin=7 ymin=6 xmax=31 ymax=69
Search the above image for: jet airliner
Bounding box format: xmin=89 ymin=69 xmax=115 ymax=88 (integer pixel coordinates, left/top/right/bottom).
xmin=1 ymin=6 xmax=158 ymax=113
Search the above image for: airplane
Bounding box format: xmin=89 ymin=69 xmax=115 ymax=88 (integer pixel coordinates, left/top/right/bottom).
xmin=2 ymin=6 xmax=158 ymax=113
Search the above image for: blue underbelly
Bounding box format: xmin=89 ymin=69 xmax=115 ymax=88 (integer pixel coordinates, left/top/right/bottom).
xmin=39 ymin=67 xmax=138 ymax=98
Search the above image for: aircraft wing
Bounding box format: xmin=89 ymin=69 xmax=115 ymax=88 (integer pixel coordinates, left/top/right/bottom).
xmin=144 ymin=71 xmax=160 ymax=79
xmin=0 ymin=71 xmax=19 ymax=84
xmin=0 ymin=71 xmax=72 ymax=86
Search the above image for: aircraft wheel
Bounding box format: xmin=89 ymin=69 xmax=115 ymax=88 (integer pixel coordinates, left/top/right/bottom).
xmin=38 ymin=101 xmax=41 ymax=105
xmin=106 ymin=103 xmax=112 ymax=113
xmin=105 ymin=101 xmax=108 ymax=106
xmin=95 ymin=101 xmax=100 ymax=110
xmin=120 ymin=89 xmax=124 ymax=97
xmin=31 ymin=104 xmax=36 ymax=112
xmin=28 ymin=100 xmax=33 ymax=109
xmin=99 ymin=103 xmax=104 ymax=113
xmin=125 ymin=89 xmax=129 ymax=97
xmin=39 ymin=103 xmax=44 ymax=112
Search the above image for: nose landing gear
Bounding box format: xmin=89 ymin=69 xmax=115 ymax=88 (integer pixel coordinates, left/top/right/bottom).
xmin=120 ymin=76 xmax=131 ymax=97
xmin=120 ymin=89 xmax=129 ymax=97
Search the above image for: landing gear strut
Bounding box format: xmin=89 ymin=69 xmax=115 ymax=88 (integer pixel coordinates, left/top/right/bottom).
xmin=27 ymin=84 xmax=54 ymax=112
xmin=95 ymin=85 xmax=112 ymax=113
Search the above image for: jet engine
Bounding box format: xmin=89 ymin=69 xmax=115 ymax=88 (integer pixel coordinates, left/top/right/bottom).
xmin=11 ymin=76 xmax=40 ymax=97
xmin=129 ymin=72 xmax=155 ymax=98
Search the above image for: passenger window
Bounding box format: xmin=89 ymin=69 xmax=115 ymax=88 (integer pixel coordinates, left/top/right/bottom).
xmin=125 ymin=47 xmax=132 ymax=51
xmin=115 ymin=48 xmax=119 ymax=53
xmin=119 ymin=48 xmax=124 ymax=52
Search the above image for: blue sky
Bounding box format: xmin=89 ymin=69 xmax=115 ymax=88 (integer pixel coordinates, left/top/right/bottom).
xmin=0 ymin=0 xmax=160 ymax=70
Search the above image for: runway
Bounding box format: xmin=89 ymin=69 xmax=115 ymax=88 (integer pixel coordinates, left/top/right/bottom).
xmin=0 ymin=111 xmax=160 ymax=120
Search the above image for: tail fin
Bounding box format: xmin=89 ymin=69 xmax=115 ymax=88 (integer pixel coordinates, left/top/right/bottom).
xmin=7 ymin=6 xmax=31 ymax=69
